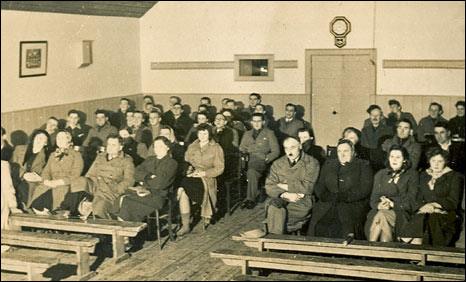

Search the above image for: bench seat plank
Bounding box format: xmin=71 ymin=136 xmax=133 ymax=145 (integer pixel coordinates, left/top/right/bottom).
xmin=211 ymin=249 xmax=465 ymax=281
xmin=2 ymin=252 xmax=59 ymax=281
xmin=232 ymin=234 xmax=465 ymax=264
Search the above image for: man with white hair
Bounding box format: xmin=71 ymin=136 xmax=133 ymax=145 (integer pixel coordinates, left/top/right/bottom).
xmin=264 ymin=137 xmax=320 ymax=234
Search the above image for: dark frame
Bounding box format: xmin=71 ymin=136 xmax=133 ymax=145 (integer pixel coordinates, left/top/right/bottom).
xmin=19 ymin=41 xmax=48 ymax=78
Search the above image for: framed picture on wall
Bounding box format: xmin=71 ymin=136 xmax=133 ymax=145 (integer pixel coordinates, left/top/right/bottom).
xmin=19 ymin=41 xmax=48 ymax=78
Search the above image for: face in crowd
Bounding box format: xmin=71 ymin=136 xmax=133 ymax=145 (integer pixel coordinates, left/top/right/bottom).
xmin=369 ymin=108 xmax=382 ymax=127
xmin=285 ymin=105 xmax=296 ymax=120
xmin=298 ymin=130 xmax=312 ymax=145
xmin=434 ymin=126 xmax=451 ymax=145
xmin=396 ymin=121 xmax=411 ymax=139
xmin=126 ymin=112 xmax=135 ymax=128
xmin=133 ymin=112 xmax=144 ymax=127
xmin=284 ymin=138 xmax=301 ymax=161
xmin=153 ymin=139 xmax=170 ymax=158
xmin=46 ymin=118 xmax=58 ymax=134
xmin=429 ymin=104 xmax=441 ymax=119
xmin=456 ymin=104 xmax=465 ymax=117
xmin=149 ymin=112 xmax=161 ymax=126
xmin=56 ymin=131 xmax=72 ymax=149
xmin=197 ymin=129 xmax=210 ymax=143
xmin=120 ymin=99 xmax=129 ymax=112
xmin=197 ymin=113 xmax=209 ymax=125
xmin=33 ymin=133 xmax=48 ymax=152
xmin=214 ymin=113 xmax=226 ymax=129
xmin=68 ymin=113 xmax=80 ymax=127
xmin=251 ymin=115 xmax=264 ymax=131
xmin=343 ymin=130 xmax=359 ymax=146
xmin=429 ymin=154 xmax=446 ymax=173
xmin=95 ymin=113 xmax=107 ymax=127
xmin=249 ymin=95 xmax=260 ymax=108
xmin=106 ymin=137 xmax=122 ymax=156
xmin=337 ymin=142 xmax=354 ymax=164
xmin=388 ymin=149 xmax=405 ymax=171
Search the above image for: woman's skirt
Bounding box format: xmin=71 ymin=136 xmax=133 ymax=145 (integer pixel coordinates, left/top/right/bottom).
xmin=178 ymin=177 xmax=204 ymax=205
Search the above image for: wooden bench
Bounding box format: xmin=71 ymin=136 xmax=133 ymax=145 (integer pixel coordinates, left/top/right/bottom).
xmin=2 ymin=230 xmax=99 ymax=280
xmin=9 ymin=213 xmax=147 ymax=263
xmin=211 ymin=249 xmax=465 ymax=281
xmin=233 ymin=234 xmax=465 ymax=265
xmin=1 ymin=252 xmax=59 ymax=281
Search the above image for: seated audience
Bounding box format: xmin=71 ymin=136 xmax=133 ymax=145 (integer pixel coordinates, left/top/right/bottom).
xmin=147 ymin=109 xmax=163 ymax=140
xmin=119 ymin=128 xmax=145 ymax=167
xmin=308 ymin=139 xmax=373 ymax=239
xmin=176 ymin=124 xmax=224 ymax=236
xmin=448 ymin=100 xmax=465 ymax=141
xmin=386 ymin=99 xmax=417 ymax=135
xmin=239 ymin=113 xmax=280 ymax=209
xmin=131 ymin=111 xmax=153 ymax=159
xmin=84 ymin=110 xmax=118 ymax=147
xmin=404 ymin=147 xmax=463 ymax=246
xmin=382 ymin=119 xmax=421 ymax=169
xmin=65 ymin=109 xmax=87 ymax=148
xmin=11 ymin=129 xmax=52 ymax=209
xmin=417 ymin=102 xmax=448 ymax=143
xmin=277 ymin=103 xmax=311 ymax=143
xmin=118 ymin=136 xmax=177 ymax=222
xmin=361 ymin=105 xmax=392 ymax=172
xmin=221 ymin=109 xmax=246 ymax=138
xmin=39 ymin=116 xmax=59 ymax=147
xmin=110 ymin=98 xmax=132 ymax=130
xmin=30 ymin=131 xmax=84 ymax=214
xmin=340 ymin=127 xmax=370 ymax=161
xmin=213 ymin=113 xmax=239 ymax=178
xmin=254 ymin=103 xmax=276 ymax=130
xmin=142 ymin=95 xmax=156 ymax=114
xmin=1 ymin=127 xmax=14 ymax=162
xmin=1 ymin=159 xmax=22 ymax=230
xmin=297 ymin=127 xmax=326 ymax=165
xmin=162 ymin=102 xmax=193 ymax=142
xmin=61 ymin=134 xmax=134 ymax=219
xmin=265 ymin=137 xmax=319 ymax=234
xmin=432 ymin=121 xmax=465 ymax=174
xmin=185 ymin=111 xmax=211 ymax=145
xmin=365 ymin=145 xmax=418 ymax=242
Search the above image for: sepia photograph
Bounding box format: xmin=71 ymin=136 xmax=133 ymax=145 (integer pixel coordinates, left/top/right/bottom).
xmin=1 ymin=1 xmax=465 ymax=281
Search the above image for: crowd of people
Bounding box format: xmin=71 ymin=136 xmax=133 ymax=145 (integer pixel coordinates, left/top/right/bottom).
xmin=1 ymin=93 xmax=464 ymax=250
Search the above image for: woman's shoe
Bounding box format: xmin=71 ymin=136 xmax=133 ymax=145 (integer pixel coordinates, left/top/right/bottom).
xmin=202 ymin=217 xmax=211 ymax=231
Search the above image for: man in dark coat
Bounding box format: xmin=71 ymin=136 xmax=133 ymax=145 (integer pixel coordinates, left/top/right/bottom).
xmin=448 ymin=100 xmax=465 ymax=141
xmin=162 ymin=102 xmax=193 ymax=143
xmin=239 ymin=113 xmax=280 ymax=209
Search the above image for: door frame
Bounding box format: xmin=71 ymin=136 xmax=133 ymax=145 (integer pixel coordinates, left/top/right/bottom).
xmin=304 ymin=48 xmax=377 ymax=124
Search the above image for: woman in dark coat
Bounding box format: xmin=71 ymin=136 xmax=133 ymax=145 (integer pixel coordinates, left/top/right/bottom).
xmin=365 ymin=145 xmax=419 ymax=242
xmin=404 ymin=147 xmax=463 ymax=246
xmin=308 ymin=139 xmax=373 ymax=239
xmin=11 ymin=129 xmax=52 ymax=208
xmin=118 ymin=136 xmax=178 ymax=222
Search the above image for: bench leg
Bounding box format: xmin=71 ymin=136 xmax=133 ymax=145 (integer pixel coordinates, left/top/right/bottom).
xmin=156 ymin=210 xmax=162 ymax=250
xmin=76 ymin=247 xmax=94 ymax=280
xmin=27 ymin=265 xmax=47 ymax=281
xmin=226 ymin=182 xmax=231 ymax=217
xmin=241 ymin=260 xmax=251 ymax=275
xmin=112 ymin=231 xmax=129 ymax=263
xmin=168 ymin=199 xmax=175 ymax=242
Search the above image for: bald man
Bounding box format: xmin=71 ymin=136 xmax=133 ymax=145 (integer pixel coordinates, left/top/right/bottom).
xmin=264 ymin=137 xmax=320 ymax=234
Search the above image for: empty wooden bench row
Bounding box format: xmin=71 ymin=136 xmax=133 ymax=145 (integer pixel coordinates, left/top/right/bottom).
xmin=1 ymin=252 xmax=59 ymax=281
xmin=9 ymin=213 xmax=147 ymax=263
xmin=211 ymin=249 xmax=465 ymax=281
xmin=2 ymin=230 xmax=99 ymax=280
xmin=232 ymin=234 xmax=465 ymax=265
